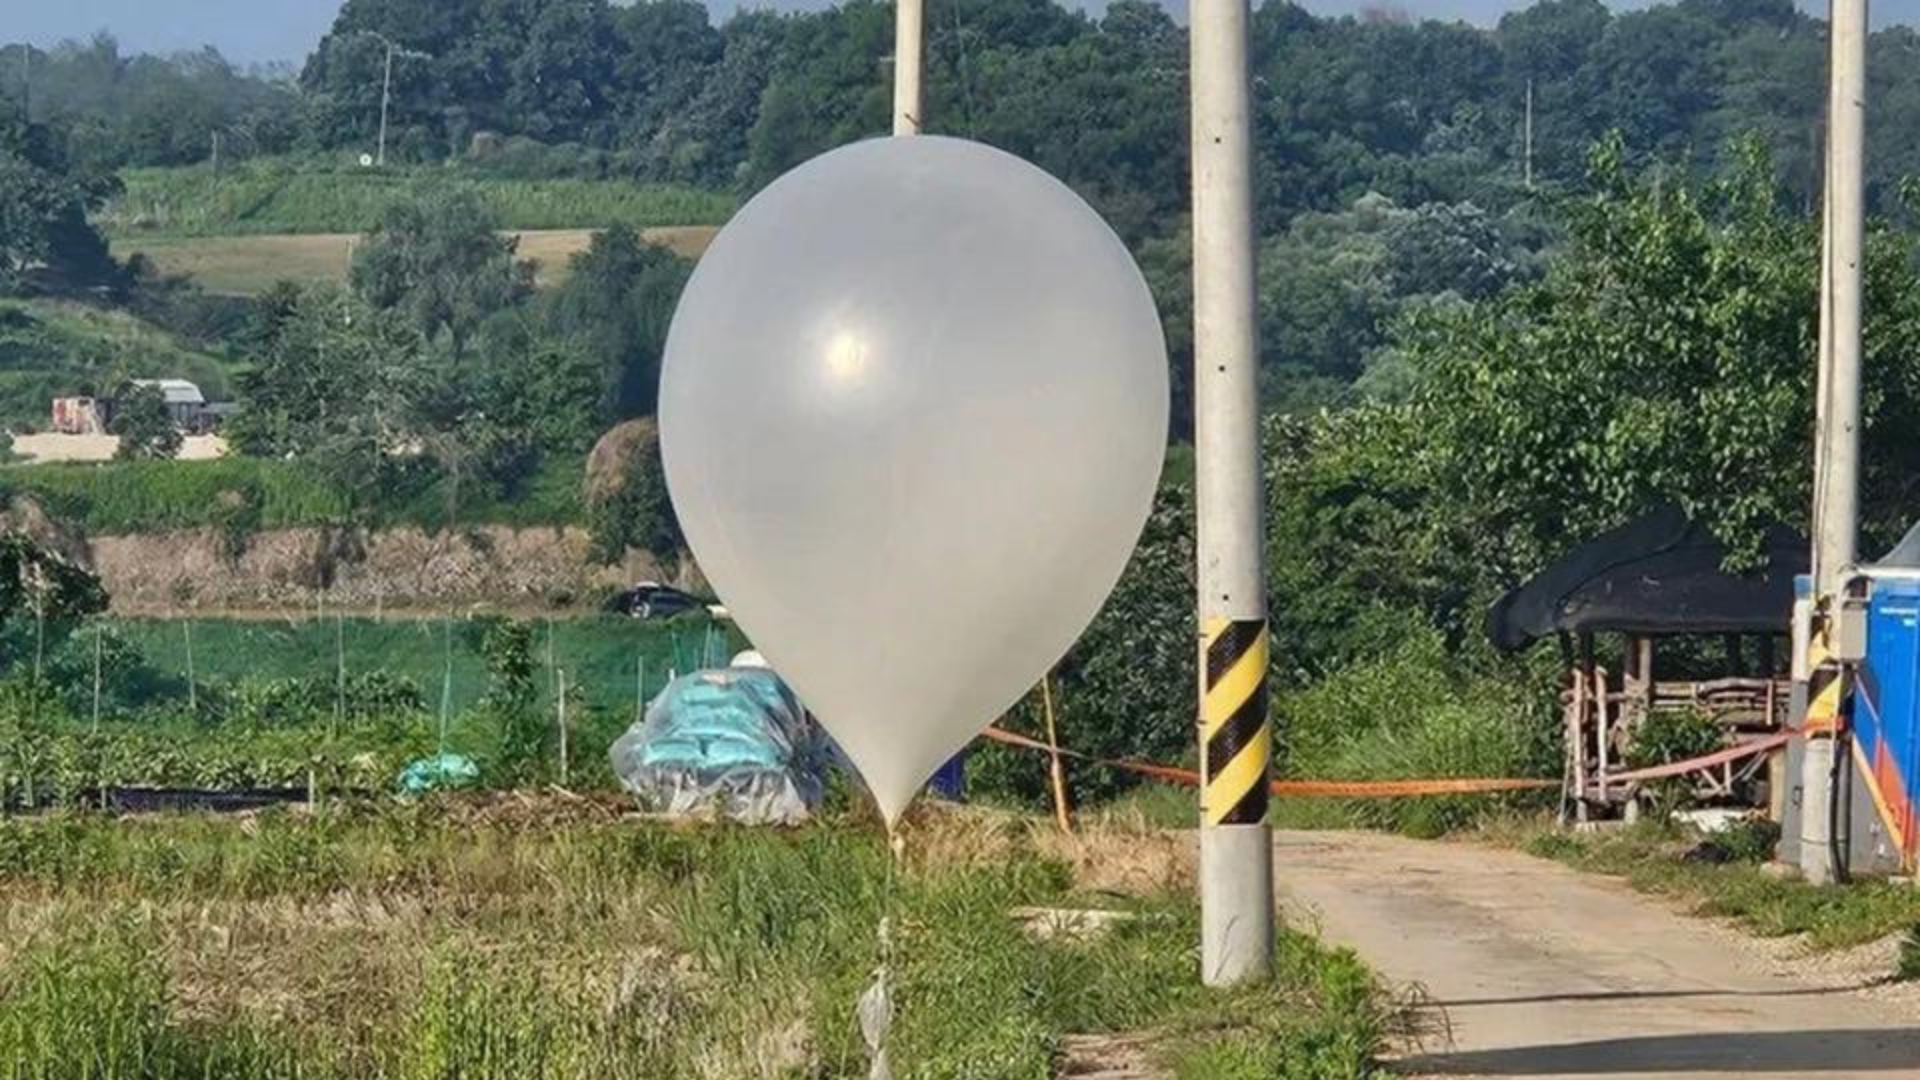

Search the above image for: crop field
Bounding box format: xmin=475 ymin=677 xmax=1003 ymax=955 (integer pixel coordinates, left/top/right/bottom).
xmin=111 ymin=227 xmax=719 ymax=296
xmin=99 ymin=163 xmax=735 ymax=237
xmin=0 ymin=800 xmax=1396 ymax=1080
xmin=107 ymin=613 xmax=739 ymax=718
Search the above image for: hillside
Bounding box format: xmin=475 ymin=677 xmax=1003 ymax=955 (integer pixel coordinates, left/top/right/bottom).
xmin=109 ymin=226 xmax=719 ymax=297
xmin=0 ymin=298 xmax=237 ymax=432
xmin=98 ymin=160 xmax=735 ymax=237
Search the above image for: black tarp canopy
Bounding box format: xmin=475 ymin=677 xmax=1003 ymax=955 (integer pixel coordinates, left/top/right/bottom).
xmin=1486 ymin=505 xmax=1808 ymax=653
xmin=1879 ymin=518 xmax=1920 ymax=568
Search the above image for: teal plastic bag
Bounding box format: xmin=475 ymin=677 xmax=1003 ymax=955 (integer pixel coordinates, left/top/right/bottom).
xmin=397 ymin=753 xmax=481 ymax=795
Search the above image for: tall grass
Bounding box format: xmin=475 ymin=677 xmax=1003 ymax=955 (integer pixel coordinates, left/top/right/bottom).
xmin=0 ymin=929 xmax=308 ymax=1080
xmin=1275 ymin=632 xmax=1558 ymax=836
xmin=0 ymin=807 xmax=1397 ymax=1080
xmin=1524 ymin=824 xmax=1920 ymax=952
xmin=101 ymin=162 xmax=735 ymax=237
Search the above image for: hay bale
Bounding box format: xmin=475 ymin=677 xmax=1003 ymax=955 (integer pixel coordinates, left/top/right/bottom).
xmin=584 ymin=417 xmax=661 ymax=506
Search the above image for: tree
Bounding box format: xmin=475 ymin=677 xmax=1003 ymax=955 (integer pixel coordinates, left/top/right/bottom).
xmin=1256 ymin=193 xmax=1528 ymax=402
xmin=509 ymin=0 xmax=620 ymax=141
xmin=1264 ymin=138 xmax=1920 ymax=672
xmin=108 ymin=382 xmax=182 ymax=460
xmin=0 ymin=114 xmax=119 ymax=291
xmin=541 ymin=224 xmax=690 ymax=417
xmin=226 ymin=286 xmax=433 ymax=501
xmin=349 ymin=188 xmax=532 ymax=357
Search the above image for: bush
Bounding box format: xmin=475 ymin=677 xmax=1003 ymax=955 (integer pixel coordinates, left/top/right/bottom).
xmin=1899 ymin=926 xmax=1920 ymax=983
xmin=1275 ymin=632 xmax=1558 ymax=836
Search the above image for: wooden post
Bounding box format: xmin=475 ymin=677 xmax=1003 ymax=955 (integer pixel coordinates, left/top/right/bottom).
xmin=1595 ymin=661 xmax=1611 ymax=809
xmin=1039 ymin=674 xmax=1072 ymax=833
xmin=184 ymin=618 xmax=197 ymax=715
xmin=557 ymin=667 xmax=570 ymax=787
xmin=1568 ymin=663 xmax=1588 ymax=810
xmin=91 ymin=623 xmax=102 ymax=733
xmin=334 ymin=613 xmax=346 ymax=738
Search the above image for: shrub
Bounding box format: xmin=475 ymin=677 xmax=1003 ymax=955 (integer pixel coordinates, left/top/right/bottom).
xmin=1275 ymin=631 xmax=1557 ymax=836
xmin=1899 ymin=926 xmax=1920 ymax=983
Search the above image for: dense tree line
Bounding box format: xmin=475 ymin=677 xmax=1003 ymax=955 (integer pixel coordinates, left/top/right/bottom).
xmin=0 ymin=38 xmax=298 ymax=172
xmin=287 ymin=0 xmax=1920 ymax=219
xmin=10 ymin=1 xmax=1920 ymax=420
xmin=227 ymin=193 xmax=688 ymax=524
xmin=7 ymin=3 xmax=1919 ymax=218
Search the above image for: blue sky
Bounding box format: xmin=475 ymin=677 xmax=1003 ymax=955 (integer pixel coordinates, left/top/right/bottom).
xmin=0 ymin=0 xmax=1909 ymax=66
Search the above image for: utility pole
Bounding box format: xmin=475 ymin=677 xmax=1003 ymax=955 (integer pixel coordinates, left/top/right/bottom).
xmin=1801 ymin=0 xmax=1868 ymax=886
xmin=893 ymin=0 xmax=924 ymax=135
xmin=1191 ymin=0 xmax=1274 ymax=986
xmin=377 ymin=38 xmax=394 ymax=167
xmin=1524 ymin=77 xmax=1535 ymax=191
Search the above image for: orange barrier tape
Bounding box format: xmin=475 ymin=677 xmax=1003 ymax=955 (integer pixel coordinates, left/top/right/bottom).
xmin=979 ymin=725 xmax=1557 ymax=799
xmin=980 ymin=724 xmax=1796 ymax=800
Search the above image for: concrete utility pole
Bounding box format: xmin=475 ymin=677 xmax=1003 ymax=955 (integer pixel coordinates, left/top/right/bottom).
xmin=1801 ymin=0 xmax=1869 ymax=886
xmin=893 ymin=0 xmax=924 ymax=135
xmin=1191 ymin=0 xmax=1274 ymax=986
xmin=377 ymin=38 xmax=395 ymax=167
xmin=1524 ymin=77 xmax=1535 ymax=191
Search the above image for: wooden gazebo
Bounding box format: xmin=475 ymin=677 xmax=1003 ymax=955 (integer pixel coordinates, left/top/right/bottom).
xmin=1487 ymin=506 xmax=1808 ymax=823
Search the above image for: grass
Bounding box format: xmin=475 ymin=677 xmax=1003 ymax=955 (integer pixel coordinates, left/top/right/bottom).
xmin=1272 ymin=634 xmax=1559 ymax=837
xmin=99 ymin=161 xmax=735 ymax=238
xmin=0 ymin=802 xmax=1399 ymax=1080
xmin=0 ymin=298 xmax=237 ymax=432
xmin=0 ymin=452 xmax=586 ymax=534
xmin=111 ymin=227 xmax=719 ymax=297
xmin=1518 ymin=821 xmax=1920 ymax=952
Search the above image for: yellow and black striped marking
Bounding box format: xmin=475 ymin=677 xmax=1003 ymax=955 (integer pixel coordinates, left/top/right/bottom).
xmin=1805 ymin=614 xmax=1848 ymax=736
xmin=1202 ymin=617 xmax=1270 ymax=826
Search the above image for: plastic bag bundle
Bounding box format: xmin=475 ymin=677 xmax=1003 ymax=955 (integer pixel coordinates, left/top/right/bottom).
xmin=397 ymin=753 xmax=481 ymax=796
xmin=609 ymin=667 xmax=828 ymax=824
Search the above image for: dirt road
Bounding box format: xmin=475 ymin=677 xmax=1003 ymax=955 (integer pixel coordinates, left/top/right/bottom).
xmin=1274 ymin=830 xmax=1920 ymax=1080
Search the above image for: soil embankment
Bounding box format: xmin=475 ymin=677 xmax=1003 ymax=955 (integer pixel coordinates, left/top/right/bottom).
xmin=87 ymin=525 xmax=690 ymax=615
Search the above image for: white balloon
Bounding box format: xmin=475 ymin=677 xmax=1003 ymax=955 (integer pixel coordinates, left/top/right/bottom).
xmin=660 ymin=136 xmax=1169 ymax=825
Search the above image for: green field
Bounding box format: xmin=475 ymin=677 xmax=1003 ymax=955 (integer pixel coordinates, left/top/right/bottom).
xmin=111 ymin=226 xmax=719 ymax=297
xmin=0 ymin=452 xmax=585 ymax=533
xmin=99 ymin=161 xmax=735 ymax=238
xmin=109 ymin=613 xmax=737 ymax=717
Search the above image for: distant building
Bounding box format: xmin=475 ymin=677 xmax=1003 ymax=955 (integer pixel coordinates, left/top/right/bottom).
xmin=131 ymin=379 xmax=208 ymax=427
xmin=50 ymin=396 xmax=107 ymax=435
xmin=48 ymin=379 xmax=234 ymax=437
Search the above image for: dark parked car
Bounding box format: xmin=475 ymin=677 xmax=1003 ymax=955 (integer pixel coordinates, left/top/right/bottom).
xmin=604 ymin=582 xmax=712 ymax=620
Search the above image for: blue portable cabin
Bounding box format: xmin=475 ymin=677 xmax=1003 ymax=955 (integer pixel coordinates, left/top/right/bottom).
xmin=1843 ymin=521 xmax=1920 ymax=874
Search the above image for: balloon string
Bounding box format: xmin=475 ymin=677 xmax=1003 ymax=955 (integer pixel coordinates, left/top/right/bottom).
xmin=860 ymin=827 xmax=903 ymax=1080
